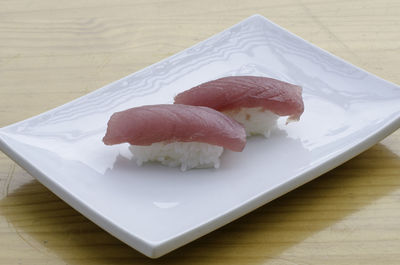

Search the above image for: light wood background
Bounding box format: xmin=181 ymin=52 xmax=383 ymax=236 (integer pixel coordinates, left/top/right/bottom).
xmin=1 ymin=0 xmax=399 ymax=264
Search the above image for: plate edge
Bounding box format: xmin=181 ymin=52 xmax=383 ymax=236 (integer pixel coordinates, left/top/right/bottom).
xmin=252 ymin=14 xmax=400 ymax=89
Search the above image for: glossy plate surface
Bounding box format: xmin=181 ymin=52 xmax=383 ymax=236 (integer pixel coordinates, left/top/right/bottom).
xmin=0 ymin=15 xmax=399 ymax=258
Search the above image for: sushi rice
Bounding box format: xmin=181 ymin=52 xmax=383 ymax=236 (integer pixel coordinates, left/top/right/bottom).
xmin=223 ymin=107 xmax=279 ymax=137
xmin=130 ymin=142 xmax=224 ymax=171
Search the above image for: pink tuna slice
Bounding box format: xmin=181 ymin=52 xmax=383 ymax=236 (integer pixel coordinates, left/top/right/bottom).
xmin=174 ymin=76 xmax=304 ymax=121
xmin=103 ymin=104 xmax=246 ymax=152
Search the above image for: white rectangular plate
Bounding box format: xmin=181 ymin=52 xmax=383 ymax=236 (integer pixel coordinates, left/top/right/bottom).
xmin=1 ymin=15 xmax=399 ymax=258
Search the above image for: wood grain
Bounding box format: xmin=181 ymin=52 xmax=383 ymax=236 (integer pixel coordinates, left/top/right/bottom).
xmin=0 ymin=0 xmax=399 ymax=264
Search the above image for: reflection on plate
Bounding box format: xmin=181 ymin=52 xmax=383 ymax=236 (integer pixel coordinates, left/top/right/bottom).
xmin=0 ymin=15 xmax=399 ymax=258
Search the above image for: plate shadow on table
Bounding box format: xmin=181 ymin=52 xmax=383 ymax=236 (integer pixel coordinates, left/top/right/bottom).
xmin=0 ymin=143 xmax=399 ymax=265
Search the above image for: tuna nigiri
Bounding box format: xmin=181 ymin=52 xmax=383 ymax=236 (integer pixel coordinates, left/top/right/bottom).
xmin=103 ymin=104 xmax=246 ymax=171
xmin=174 ymin=76 xmax=304 ymax=137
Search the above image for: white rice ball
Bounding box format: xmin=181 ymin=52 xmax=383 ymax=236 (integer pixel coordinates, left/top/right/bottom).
xmin=223 ymin=107 xmax=278 ymax=137
xmin=130 ymin=142 xmax=223 ymax=171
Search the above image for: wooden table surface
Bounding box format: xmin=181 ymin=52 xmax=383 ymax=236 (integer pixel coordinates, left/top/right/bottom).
xmin=1 ymin=0 xmax=399 ymax=264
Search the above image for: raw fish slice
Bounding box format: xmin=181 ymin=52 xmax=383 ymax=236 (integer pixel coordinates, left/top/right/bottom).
xmin=174 ymin=76 xmax=304 ymax=121
xmin=103 ymin=104 xmax=246 ymax=152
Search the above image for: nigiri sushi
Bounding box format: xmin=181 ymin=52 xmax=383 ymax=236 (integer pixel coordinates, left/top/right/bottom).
xmin=174 ymin=76 xmax=304 ymax=137
xmin=103 ymin=104 xmax=246 ymax=171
